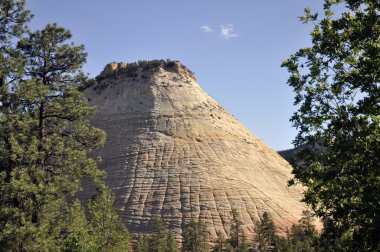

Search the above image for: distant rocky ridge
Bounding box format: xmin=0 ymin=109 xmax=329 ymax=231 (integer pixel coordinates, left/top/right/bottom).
xmin=278 ymin=143 xmax=324 ymax=164
xmin=82 ymin=60 xmax=307 ymax=239
xmin=278 ymin=146 xmax=302 ymax=163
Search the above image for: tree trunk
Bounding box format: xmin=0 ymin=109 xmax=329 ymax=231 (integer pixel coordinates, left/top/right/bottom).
xmin=0 ymin=77 xmax=14 ymax=177
xmin=38 ymin=101 xmax=45 ymax=168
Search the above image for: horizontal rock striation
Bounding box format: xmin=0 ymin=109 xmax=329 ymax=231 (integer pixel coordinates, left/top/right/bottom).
xmin=83 ymin=60 xmax=306 ymax=239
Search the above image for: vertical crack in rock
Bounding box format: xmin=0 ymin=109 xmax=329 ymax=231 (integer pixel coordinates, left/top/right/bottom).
xmin=82 ymin=60 xmax=307 ymax=239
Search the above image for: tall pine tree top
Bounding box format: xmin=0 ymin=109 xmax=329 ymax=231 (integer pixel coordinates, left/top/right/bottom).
xmin=0 ymin=1 xmax=130 ymax=251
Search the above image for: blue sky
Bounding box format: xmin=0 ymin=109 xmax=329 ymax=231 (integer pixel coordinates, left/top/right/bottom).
xmin=26 ymin=0 xmax=324 ymax=150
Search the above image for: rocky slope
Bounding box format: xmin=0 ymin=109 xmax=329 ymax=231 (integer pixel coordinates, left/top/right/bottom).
xmin=83 ymin=60 xmax=307 ymax=239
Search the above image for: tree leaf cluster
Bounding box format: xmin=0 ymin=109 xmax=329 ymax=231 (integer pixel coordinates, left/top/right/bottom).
xmin=282 ymin=0 xmax=379 ymax=250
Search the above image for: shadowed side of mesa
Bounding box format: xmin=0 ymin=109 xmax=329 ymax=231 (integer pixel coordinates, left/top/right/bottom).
xmin=82 ymin=60 xmax=307 ymax=239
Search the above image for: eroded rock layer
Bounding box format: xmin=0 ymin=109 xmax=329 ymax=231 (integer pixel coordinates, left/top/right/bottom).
xmin=84 ymin=60 xmax=306 ymax=239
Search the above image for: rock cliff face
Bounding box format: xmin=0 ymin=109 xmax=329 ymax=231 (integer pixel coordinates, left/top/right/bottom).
xmin=83 ymin=60 xmax=306 ymax=239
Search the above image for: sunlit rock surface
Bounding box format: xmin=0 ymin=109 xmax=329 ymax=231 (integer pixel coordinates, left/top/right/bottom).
xmin=83 ymin=60 xmax=306 ymax=239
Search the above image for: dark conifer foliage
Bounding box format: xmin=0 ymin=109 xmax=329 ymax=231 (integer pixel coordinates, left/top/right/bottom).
xmin=254 ymin=212 xmax=276 ymax=251
xmin=135 ymin=217 xmax=179 ymax=252
xmin=0 ymin=1 xmax=130 ymax=251
xmin=182 ymin=220 xmax=208 ymax=252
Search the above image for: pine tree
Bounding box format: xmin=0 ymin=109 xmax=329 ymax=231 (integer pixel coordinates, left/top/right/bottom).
xmin=88 ymin=186 xmax=130 ymax=251
xmin=65 ymin=200 xmax=96 ymax=252
xmin=286 ymin=210 xmax=318 ymax=252
xmin=272 ymin=211 xmax=319 ymax=252
xmin=144 ymin=217 xmax=179 ymax=252
xmin=273 ymin=235 xmax=293 ymax=252
xmin=212 ymin=231 xmax=229 ymax=252
xmin=182 ymin=220 xmax=208 ymax=252
xmin=0 ymin=2 xmax=129 ymax=250
xmin=237 ymin=234 xmax=248 ymax=252
xmin=229 ymin=209 xmax=248 ymax=252
xmin=254 ymin=212 xmax=276 ymax=251
xmin=135 ymin=233 xmax=150 ymax=252
xmin=0 ymin=0 xmax=32 ymax=178
xmin=166 ymin=229 xmax=179 ymax=252
xmin=149 ymin=217 xmax=171 ymax=252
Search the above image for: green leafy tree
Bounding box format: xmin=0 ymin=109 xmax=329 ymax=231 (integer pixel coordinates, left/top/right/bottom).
xmin=254 ymin=212 xmax=276 ymax=251
xmin=182 ymin=220 xmax=208 ymax=252
xmin=282 ymin=0 xmax=379 ymax=250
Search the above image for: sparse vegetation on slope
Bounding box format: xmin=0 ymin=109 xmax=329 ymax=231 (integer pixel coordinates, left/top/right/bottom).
xmin=95 ymin=59 xmax=195 ymax=82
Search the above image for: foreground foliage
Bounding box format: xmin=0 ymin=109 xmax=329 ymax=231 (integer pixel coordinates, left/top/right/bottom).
xmin=282 ymin=0 xmax=379 ymax=250
xmin=0 ymin=0 xmax=129 ymax=251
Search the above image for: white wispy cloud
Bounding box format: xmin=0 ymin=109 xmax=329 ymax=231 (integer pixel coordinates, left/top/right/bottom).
xmin=200 ymin=25 xmax=213 ymax=33
xmin=219 ymin=24 xmax=238 ymax=39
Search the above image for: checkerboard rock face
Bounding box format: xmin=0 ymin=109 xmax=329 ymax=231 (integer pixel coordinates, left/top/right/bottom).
xmin=83 ymin=61 xmax=306 ymax=239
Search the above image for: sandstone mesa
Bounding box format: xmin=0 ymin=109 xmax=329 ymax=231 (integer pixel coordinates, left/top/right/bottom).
xmin=82 ymin=60 xmax=307 ymax=239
